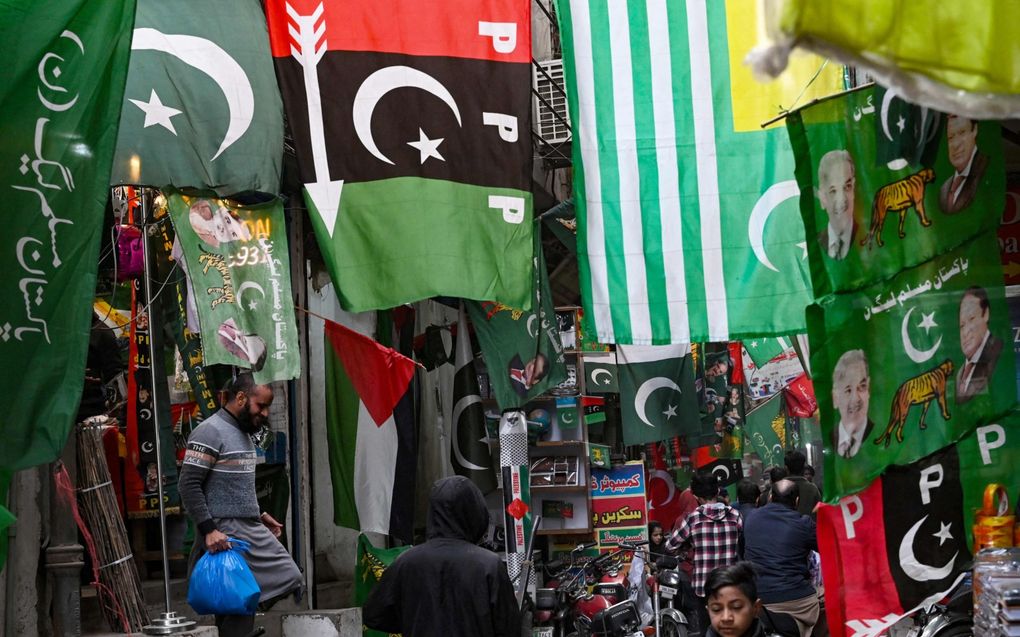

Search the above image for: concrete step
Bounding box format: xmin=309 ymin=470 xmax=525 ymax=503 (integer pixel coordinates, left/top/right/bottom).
xmin=278 ymin=609 xmax=362 ymax=637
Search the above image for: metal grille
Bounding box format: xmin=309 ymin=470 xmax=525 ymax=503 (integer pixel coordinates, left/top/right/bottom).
xmin=533 ymin=59 xmax=571 ymax=144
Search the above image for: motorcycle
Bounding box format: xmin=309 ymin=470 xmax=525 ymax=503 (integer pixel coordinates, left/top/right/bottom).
xmin=900 ymin=575 xmax=973 ymax=637
xmin=622 ymin=544 xmax=690 ymax=637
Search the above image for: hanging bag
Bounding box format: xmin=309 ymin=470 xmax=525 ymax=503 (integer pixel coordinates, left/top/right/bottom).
xmin=187 ymin=538 xmax=261 ymax=615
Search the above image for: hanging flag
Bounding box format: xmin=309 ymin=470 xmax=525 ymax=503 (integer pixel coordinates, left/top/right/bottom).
xmin=555 ymin=0 xmax=843 ymax=344
xmin=809 ymin=233 xmax=1016 ymax=501
xmin=556 ymin=396 xmax=579 ymax=431
xmin=265 ymin=0 xmax=534 ymax=312
xmin=466 ymin=231 xmax=566 ymax=409
xmin=744 ymin=336 xmax=792 ymax=369
xmin=0 ymin=0 xmax=134 ymax=476
xmin=451 ymin=304 xmax=496 ymax=494
xmin=617 ymin=345 xmax=699 ymax=446
xmin=786 ymin=85 xmax=1005 ymax=297
xmin=110 ymin=0 xmax=284 ymax=194
xmin=744 ymin=394 xmax=786 ymax=469
xmin=0 ymin=472 xmax=13 ymax=572
xmin=784 ymin=373 xmax=817 ymax=418
xmin=692 ymin=446 xmax=743 ymax=487
xmin=817 ymin=415 xmax=1020 ymax=635
xmin=323 ymin=319 xmax=417 ymax=542
xmin=582 ymin=396 xmax=607 ymax=426
xmin=499 ymin=409 xmax=532 ymax=583
xmin=354 ymin=533 xmax=412 ymax=637
xmin=582 ymin=353 xmax=619 ymax=393
xmin=166 ymin=190 xmax=300 ymax=384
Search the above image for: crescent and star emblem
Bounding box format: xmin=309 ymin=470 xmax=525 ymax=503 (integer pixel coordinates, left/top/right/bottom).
xmin=633 ymin=377 xmax=682 ymax=428
xmin=898 ymin=514 xmax=957 ymax=581
xmin=526 ymin=315 xmax=539 ymax=339
xmin=900 ymin=307 xmax=942 ymax=363
xmin=647 ymin=469 xmax=677 ymax=508
xmin=748 ymin=180 xmax=806 ymax=272
xmin=451 ymin=394 xmax=488 ymax=471
xmin=141 ymin=441 xmax=154 ymax=453
xmin=236 ymin=281 xmax=267 ymax=311
xmin=711 ymin=464 xmax=731 ymax=482
xmin=590 ymin=368 xmax=612 ymax=386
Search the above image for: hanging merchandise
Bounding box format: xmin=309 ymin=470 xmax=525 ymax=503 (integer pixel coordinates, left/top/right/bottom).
xmin=744 ymin=394 xmax=787 ymax=469
xmin=590 ymin=462 xmax=649 ymax=553
xmin=498 ymin=409 xmax=532 ymax=584
xmin=743 ymin=336 xmax=791 ymax=369
xmin=582 ymin=352 xmax=618 ymax=394
xmin=354 ymin=534 xmax=412 ymax=637
xmin=451 ymin=304 xmax=497 ymax=494
xmin=784 ymin=373 xmax=817 ymax=418
xmin=616 ymin=345 xmax=699 ymax=446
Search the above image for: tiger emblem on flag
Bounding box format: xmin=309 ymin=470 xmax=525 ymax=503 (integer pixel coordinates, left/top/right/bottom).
xmin=874 ymin=358 xmax=954 ymax=447
xmin=861 ymin=168 xmax=936 ymax=248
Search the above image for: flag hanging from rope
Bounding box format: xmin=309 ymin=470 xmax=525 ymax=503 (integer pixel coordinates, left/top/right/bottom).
xmin=555 ymin=0 xmax=843 ymax=344
xmin=451 ymin=304 xmax=497 ymax=494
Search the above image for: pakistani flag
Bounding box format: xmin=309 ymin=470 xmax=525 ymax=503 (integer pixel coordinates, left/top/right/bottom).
xmin=617 ymin=345 xmax=699 ymax=446
xmin=324 ymin=319 xmax=417 ymax=542
xmin=555 ymin=0 xmax=844 ymax=344
xmin=809 ymin=232 xmax=1016 ymax=501
xmin=452 ymin=304 xmax=496 ymax=494
xmin=111 ymin=0 xmax=284 ymax=195
xmin=744 ymin=336 xmax=792 ymax=369
xmin=744 ymin=394 xmax=786 ymax=468
xmin=583 ymin=353 xmax=619 ymax=393
xmin=266 ymin=0 xmax=534 ymax=312
xmin=787 ymin=85 xmax=1004 ymax=297
xmin=556 ymin=396 xmax=579 ymax=430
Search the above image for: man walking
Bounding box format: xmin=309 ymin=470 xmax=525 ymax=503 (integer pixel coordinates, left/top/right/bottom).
xmin=179 ymin=374 xmax=302 ymax=636
xmin=743 ymin=479 xmax=819 ymax=637
xmin=784 ymin=450 xmax=821 ymax=518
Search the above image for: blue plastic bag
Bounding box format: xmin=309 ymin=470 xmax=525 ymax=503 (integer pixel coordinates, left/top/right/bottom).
xmin=187 ymin=538 xmax=261 ymax=615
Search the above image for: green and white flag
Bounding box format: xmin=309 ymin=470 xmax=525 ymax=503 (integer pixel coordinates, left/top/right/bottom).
xmin=617 ymin=345 xmax=699 ymax=446
xmin=744 ymin=393 xmax=786 ymax=468
xmin=555 ymin=0 xmax=844 ymax=344
xmin=111 ymin=0 xmax=284 ymax=195
xmin=583 ymin=353 xmax=618 ymax=393
xmin=166 ymin=190 xmax=300 ymax=384
xmin=743 ymin=337 xmax=792 ymax=369
xmin=809 ymin=233 xmax=1016 ymax=500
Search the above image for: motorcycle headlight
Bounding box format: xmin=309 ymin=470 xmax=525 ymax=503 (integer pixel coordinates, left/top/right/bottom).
xmin=659 ymin=571 xmax=681 ymax=588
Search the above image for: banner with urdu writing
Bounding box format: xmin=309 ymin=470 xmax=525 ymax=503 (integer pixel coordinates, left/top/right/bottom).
xmin=808 ymin=232 xmax=1015 ymax=500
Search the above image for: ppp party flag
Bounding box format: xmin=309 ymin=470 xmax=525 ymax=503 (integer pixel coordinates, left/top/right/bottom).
xmin=555 ymin=0 xmax=843 ymax=345
xmin=266 ymin=0 xmax=534 ymax=312
xmin=818 ymin=414 xmax=1020 ymax=636
xmin=324 ymin=319 xmax=417 ymax=542
xmin=787 ymin=85 xmax=1004 ymax=297
xmin=617 ymin=345 xmax=699 ymax=446
xmin=111 ymin=0 xmax=284 ymax=195
xmin=808 ymin=232 xmax=1016 ymax=501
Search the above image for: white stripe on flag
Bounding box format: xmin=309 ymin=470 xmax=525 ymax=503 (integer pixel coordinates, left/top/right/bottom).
xmin=607 ymin=2 xmax=651 ymax=343
xmin=685 ymin=0 xmax=728 ymax=341
xmin=570 ymin=0 xmax=613 ymax=340
xmin=353 ymin=400 xmax=398 ymax=535
xmin=646 ymin=0 xmax=690 ymax=343
xmin=617 ymin=343 xmax=691 ymax=365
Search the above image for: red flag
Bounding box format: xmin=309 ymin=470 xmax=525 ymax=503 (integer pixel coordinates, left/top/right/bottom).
xmin=727 ymin=342 xmax=745 ymax=385
xmin=784 ymin=373 xmax=817 ymax=418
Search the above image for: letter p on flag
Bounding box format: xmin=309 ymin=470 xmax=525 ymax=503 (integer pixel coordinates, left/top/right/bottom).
xmin=841 ymin=495 xmax=864 ymax=539
xmin=478 ymin=21 xmax=517 ymax=53
xmin=490 ymin=195 xmax=525 ymax=224
xmin=977 ymin=423 xmax=1006 ymax=465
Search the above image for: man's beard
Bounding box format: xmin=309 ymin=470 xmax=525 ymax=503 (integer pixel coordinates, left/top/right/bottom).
xmin=236 ymin=408 xmax=264 ymax=434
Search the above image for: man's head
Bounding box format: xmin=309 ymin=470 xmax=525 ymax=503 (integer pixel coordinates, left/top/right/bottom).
xmin=765 ymin=466 xmax=788 ymax=485
xmin=736 ymin=479 xmax=759 ymax=506
xmin=947 ymin=115 xmax=978 ymax=173
xmin=817 ymin=149 xmax=856 ymax=230
xmin=705 ymin=562 xmax=762 ymax=637
xmin=705 ymin=354 xmax=730 ymax=382
xmin=691 ymin=471 xmax=720 ymax=502
xmin=769 ymin=479 xmax=799 ymax=510
xmin=832 ymin=349 xmax=870 ymax=433
xmin=223 ymin=373 xmax=273 ymax=433
xmin=426 ymin=475 xmax=489 ymax=543
xmin=959 ymin=286 xmax=991 ymax=360
xmin=784 ymin=449 xmax=807 ymax=476
xmin=803 ymin=465 xmax=816 ymax=483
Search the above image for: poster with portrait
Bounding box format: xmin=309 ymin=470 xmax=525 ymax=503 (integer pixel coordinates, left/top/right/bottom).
xmin=166 ymin=189 xmax=300 ymax=384
xmin=809 ymin=233 xmax=1015 ymax=501
xmin=787 ymin=85 xmax=1004 ymax=297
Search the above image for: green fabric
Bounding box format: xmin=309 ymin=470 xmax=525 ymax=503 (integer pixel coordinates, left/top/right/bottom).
xmin=166 ymin=189 xmax=300 ymax=384
xmin=0 ymin=470 xmax=12 ymax=573
xmin=744 ymin=337 xmax=791 ymax=369
xmin=324 ymin=332 xmax=361 ymax=530
xmin=582 ymin=353 xmax=619 ymax=393
xmin=809 ymin=233 xmax=1016 ymax=500
xmin=744 ymin=394 xmax=786 ymax=468
xmin=0 ymin=0 xmax=134 ymax=473
xmin=354 ymin=533 xmax=411 ymax=637
xmin=958 ymin=410 xmax=1020 ymax=549
xmin=555 ymin=0 xmax=843 ymax=344
xmin=111 ymin=0 xmax=283 ymax=195
xmin=616 ymin=345 xmax=700 ymax=446
xmin=786 ymin=86 xmax=1004 ymax=297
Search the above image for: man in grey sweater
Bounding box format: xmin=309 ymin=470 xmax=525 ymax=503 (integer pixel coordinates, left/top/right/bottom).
xmin=179 ymin=374 xmax=301 ymax=636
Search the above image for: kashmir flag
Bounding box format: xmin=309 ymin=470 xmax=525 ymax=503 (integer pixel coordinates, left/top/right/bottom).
xmin=354 ymin=533 xmax=411 ymax=637
xmin=0 ymin=0 xmax=134 ymax=478
xmin=617 ymin=345 xmax=699 ymax=446
xmin=324 ymin=319 xmax=417 ymax=542
xmin=744 ymin=393 xmax=786 ymax=468
xmin=110 ymin=0 xmax=284 ymax=195
xmin=582 ymin=353 xmax=619 ymax=393
xmin=266 ymin=0 xmax=534 ymax=312
xmin=166 ymin=190 xmax=300 ymax=384
xmin=787 ymin=85 xmax=1005 ymax=297
xmin=451 ymin=305 xmax=496 ymax=494
xmin=744 ymin=336 xmax=792 ymax=369
xmin=809 ymin=233 xmax=1016 ymax=501
xmin=817 ymin=415 xmax=1020 ymax=636
xmin=555 ymin=0 xmax=843 ymax=345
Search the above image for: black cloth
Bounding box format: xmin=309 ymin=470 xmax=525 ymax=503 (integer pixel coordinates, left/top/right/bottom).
xmin=363 ymin=476 xmax=521 ymax=637
xmin=705 ymin=618 xmax=770 ymax=637
xmin=77 ymin=316 xmax=123 ymax=422
xmin=743 ymin=503 xmax=817 ymax=604
xmin=735 ymin=502 xmax=757 ymax=523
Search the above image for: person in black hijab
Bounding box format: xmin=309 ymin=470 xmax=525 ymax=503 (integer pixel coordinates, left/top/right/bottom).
xmin=364 ymin=476 xmax=521 ymax=637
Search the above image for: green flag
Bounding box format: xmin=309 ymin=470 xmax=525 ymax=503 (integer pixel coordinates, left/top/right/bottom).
xmin=582 ymin=353 xmax=618 ymax=393
xmin=0 ymin=0 xmax=134 ymax=474
xmin=809 ymin=233 xmax=1016 ymax=500
xmin=354 ymin=533 xmax=411 ymax=637
xmin=466 ymin=234 xmax=566 ymax=410
xmin=166 ymin=189 xmax=300 ymax=384
xmin=111 ymin=0 xmax=284 ymax=195
xmin=452 ymin=304 xmax=496 ymax=494
xmin=617 ymin=345 xmax=699 ymax=446
xmin=744 ymin=394 xmax=786 ymax=468
xmin=555 ymin=0 xmax=844 ymax=344
xmin=786 ymin=85 xmax=1005 ymax=297
xmin=744 ymin=337 xmax=792 ymax=369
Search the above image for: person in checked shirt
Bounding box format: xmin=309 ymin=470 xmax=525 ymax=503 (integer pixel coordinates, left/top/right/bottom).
xmin=666 ymin=471 xmax=743 ymax=635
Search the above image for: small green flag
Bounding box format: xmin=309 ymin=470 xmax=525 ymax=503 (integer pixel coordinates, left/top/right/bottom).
xmin=354 ymin=533 xmax=411 ymax=637
xmin=744 ymin=337 xmax=792 ymax=369
xmin=583 ymin=353 xmax=618 ymax=393
xmin=556 ymin=396 xmax=579 ymax=430
xmin=744 ymin=394 xmax=786 ymax=468
xmin=617 ymin=345 xmax=700 ymax=446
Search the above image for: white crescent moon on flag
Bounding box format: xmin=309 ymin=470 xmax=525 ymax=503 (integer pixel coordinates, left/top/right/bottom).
xmin=452 ymin=395 xmax=487 ymax=471
xmin=634 ymin=377 xmax=682 ymax=428
xmin=591 ymin=368 xmax=612 ymax=386
xmin=353 ymin=65 xmax=463 ymax=165
xmin=711 ymin=464 xmax=731 ymax=482
xmin=648 ymin=469 xmax=677 ymax=507
xmin=236 ymin=281 xmax=266 ymax=305
xmin=132 ymin=28 xmax=255 ymax=161
xmin=881 ymin=89 xmax=897 ymax=141
xmin=901 ymin=307 xmax=941 ymax=363
xmin=748 ymin=180 xmax=800 ymax=273
xmin=527 ymin=315 xmax=538 ymax=338
xmin=898 ymin=515 xmax=957 ymax=581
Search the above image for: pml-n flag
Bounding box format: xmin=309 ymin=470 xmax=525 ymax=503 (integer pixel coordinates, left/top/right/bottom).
xmin=555 ymin=0 xmax=843 ymax=344
xmin=111 ymin=0 xmax=284 ymax=195
xmin=744 ymin=393 xmax=786 ymax=469
xmin=266 ymin=0 xmax=534 ymax=312
xmin=809 ymin=233 xmax=1015 ymax=501
xmin=0 ymin=0 xmax=134 ymax=474
xmin=787 ymin=85 xmax=1004 ymax=297
xmin=324 ymin=319 xmax=416 ymax=543
xmin=452 ymin=304 xmax=496 ymax=494
xmin=817 ymin=415 xmax=1020 ymax=636
xmin=617 ymin=345 xmax=699 ymax=446
xmin=167 ymin=190 xmax=300 ymax=384
xmin=354 ymin=533 xmax=410 ymax=637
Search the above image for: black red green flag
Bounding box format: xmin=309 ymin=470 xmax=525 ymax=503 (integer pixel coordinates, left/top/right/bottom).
xmin=266 ymin=0 xmax=534 ymax=312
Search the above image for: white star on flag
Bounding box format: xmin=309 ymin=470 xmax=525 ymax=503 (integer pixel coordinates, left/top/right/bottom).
xmin=896 ymin=115 xmax=906 ymax=133
xmin=129 ymin=89 xmax=182 ymax=134
xmin=932 ymin=521 xmax=953 ymax=546
xmin=407 ymin=128 xmax=445 ymax=164
xmin=662 ymin=404 xmax=677 ymax=419
xmin=917 ymin=312 xmax=938 ymax=333
xmin=248 ymin=300 xmax=258 ymax=311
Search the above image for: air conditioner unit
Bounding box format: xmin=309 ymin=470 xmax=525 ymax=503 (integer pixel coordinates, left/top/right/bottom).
xmin=533 ymin=59 xmax=571 ymax=144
